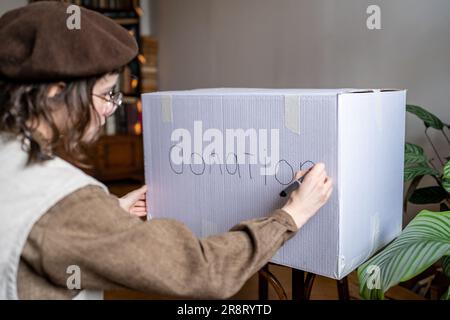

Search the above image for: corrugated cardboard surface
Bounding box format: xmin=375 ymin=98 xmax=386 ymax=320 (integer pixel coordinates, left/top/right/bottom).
xmin=142 ymin=88 xmax=406 ymax=279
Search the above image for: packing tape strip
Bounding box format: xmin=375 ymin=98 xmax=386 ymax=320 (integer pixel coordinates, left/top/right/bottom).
xmin=337 ymin=212 xmax=381 ymax=278
xmin=369 ymin=212 xmax=380 ymax=254
xmin=284 ymin=94 xmax=301 ymax=134
xmin=337 ymin=255 xmax=346 ymax=278
xmin=161 ymin=95 xmax=173 ymax=123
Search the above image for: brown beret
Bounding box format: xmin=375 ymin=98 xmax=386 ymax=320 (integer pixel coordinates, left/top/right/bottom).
xmin=0 ymin=1 xmax=138 ymax=81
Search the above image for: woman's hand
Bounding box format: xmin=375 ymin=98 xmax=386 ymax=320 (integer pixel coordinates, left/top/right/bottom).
xmin=118 ymin=185 xmax=148 ymax=217
xmin=281 ymin=163 xmax=333 ymax=229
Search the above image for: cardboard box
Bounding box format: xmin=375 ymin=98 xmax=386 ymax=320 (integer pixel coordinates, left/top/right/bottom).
xmin=142 ymin=88 xmax=406 ymax=279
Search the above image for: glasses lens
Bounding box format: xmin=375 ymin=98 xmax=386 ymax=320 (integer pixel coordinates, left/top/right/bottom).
xmin=112 ymin=92 xmax=123 ymax=107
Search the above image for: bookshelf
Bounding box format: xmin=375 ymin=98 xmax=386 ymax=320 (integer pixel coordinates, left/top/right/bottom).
xmin=30 ymin=0 xmax=158 ymax=184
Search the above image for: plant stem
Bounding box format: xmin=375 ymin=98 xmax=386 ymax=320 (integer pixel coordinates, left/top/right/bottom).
xmin=425 ymin=128 xmax=445 ymax=166
xmin=404 ymin=175 xmax=423 ymax=215
xmin=428 ymin=159 xmax=438 ymax=170
xmin=442 ymin=127 xmax=450 ymax=148
xmin=433 ymin=175 xmax=444 ymax=189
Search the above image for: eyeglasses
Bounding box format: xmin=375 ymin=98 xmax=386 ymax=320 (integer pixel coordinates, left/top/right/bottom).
xmin=93 ymin=91 xmax=123 ymax=110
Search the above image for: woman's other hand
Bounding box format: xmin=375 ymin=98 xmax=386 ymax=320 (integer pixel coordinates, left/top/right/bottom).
xmin=118 ymin=185 xmax=148 ymax=217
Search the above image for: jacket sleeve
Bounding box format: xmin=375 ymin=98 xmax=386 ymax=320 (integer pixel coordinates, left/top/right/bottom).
xmin=20 ymin=185 xmax=298 ymax=299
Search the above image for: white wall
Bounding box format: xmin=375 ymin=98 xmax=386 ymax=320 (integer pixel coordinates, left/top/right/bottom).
xmin=0 ymin=0 xmax=27 ymax=15
xmin=155 ymin=0 xmax=450 ymax=133
xmin=154 ymin=0 xmax=450 ymax=219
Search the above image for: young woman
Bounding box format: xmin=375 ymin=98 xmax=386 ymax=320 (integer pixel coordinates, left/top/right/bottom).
xmin=0 ymin=2 xmax=333 ymax=300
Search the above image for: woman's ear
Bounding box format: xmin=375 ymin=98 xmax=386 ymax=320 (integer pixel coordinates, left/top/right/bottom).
xmin=47 ymin=82 xmax=66 ymax=98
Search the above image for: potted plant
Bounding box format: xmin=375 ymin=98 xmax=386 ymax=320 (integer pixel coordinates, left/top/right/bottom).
xmin=358 ymin=105 xmax=450 ymax=300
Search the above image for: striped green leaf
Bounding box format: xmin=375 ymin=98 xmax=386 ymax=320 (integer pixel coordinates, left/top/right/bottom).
xmin=442 ymin=160 xmax=450 ymax=194
xmin=404 ymin=166 xmax=439 ymax=182
xmin=444 ymin=160 xmax=450 ymax=179
xmin=405 ymin=142 xmax=424 ymax=156
xmin=406 ymin=105 xmax=444 ymax=130
xmin=404 ymin=153 xmax=428 ymax=166
xmin=404 ymin=143 xmax=428 ymax=166
xmin=408 ymin=187 xmax=448 ymax=205
xmin=357 ymin=210 xmax=450 ymax=300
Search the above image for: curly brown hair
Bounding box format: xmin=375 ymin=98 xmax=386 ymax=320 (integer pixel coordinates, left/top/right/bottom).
xmin=0 ymin=73 xmax=116 ymax=166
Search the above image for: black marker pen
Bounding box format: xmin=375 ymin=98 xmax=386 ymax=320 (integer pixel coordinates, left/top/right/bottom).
xmin=279 ymin=168 xmax=312 ymax=197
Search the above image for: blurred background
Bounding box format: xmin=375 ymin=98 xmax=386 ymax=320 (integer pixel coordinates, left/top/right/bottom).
xmin=1 ymin=0 xmax=449 ymax=300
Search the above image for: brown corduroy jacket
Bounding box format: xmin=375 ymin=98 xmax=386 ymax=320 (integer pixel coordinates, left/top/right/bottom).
xmin=17 ymin=185 xmax=298 ymax=299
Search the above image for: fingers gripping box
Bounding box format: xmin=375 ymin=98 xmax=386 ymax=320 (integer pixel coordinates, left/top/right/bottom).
xmin=142 ymin=88 xmax=406 ymax=279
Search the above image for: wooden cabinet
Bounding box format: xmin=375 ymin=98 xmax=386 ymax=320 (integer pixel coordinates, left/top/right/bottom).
xmin=86 ymin=134 xmax=144 ymax=183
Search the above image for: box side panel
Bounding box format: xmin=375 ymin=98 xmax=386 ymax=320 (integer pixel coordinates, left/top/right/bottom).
xmin=337 ymin=91 xmax=406 ymax=278
xmin=143 ymin=94 xmax=225 ymax=235
xmin=142 ymin=93 xmax=340 ymax=278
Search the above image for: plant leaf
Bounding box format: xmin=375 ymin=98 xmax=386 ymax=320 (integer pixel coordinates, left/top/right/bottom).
xmin=405 ymin=142 xmax=424 ymax=156
xmin=406 ymin=105 xmax=444 ymax=130
xmin=443 ymin=161 xmax=450 ymax=193
xmin=442 ymin=286 xmax=450 ymax=300
xmin=404 ymin=153 xmax=428 ymax=166
xmin=444 ymin=160 xmax=450 ymax=179
xmin=404 ymin=143 xmax=428 ymax=167
xmin=404 ymin=166 xmax=439 ymax=182
xmin=357 ymin=210 xmax=450 ymax=300
xmin=409 ymin=187 xmax=448 ymax=204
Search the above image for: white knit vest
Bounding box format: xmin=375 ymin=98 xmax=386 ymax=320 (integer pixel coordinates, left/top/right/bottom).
xmin=0 ymin=135 xmax=108 ymax=300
